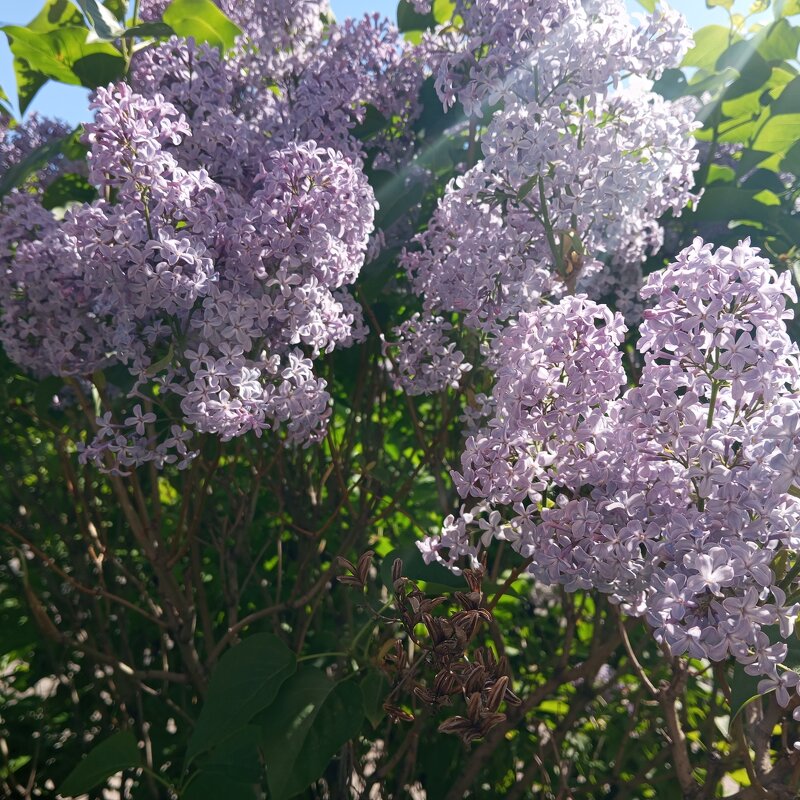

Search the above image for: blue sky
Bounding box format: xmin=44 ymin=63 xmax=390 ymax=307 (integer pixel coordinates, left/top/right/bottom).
xmin=0 ymin=1 xmax=767 ymax=125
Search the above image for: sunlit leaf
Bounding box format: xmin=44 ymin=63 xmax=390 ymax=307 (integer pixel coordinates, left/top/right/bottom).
xmin=74 ymin=0 xmax=125 ymax=40
xmin=683 ymin=26 xmax=740 ymax=71
xmin=162 ymin=0 xmax=242 ymax=51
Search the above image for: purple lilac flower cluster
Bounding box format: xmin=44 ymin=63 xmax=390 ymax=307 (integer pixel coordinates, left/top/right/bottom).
xmin=421 ymin=239 xmax=800 ymax=706
xmin=0 ymin=114 xmax=75 ymax=187
xmin=137 ymin=0 xmax=423 ymax=172
xmin=1 ymin=0 xmax=434 ymax=470
xmin=388 ymin=0 xmax=699 ymax=383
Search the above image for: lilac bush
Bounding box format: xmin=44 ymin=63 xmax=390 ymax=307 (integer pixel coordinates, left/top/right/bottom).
xmin=2 ymin=0 xmax=800 ymax=796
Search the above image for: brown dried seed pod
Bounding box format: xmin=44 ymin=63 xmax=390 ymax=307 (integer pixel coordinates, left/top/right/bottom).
xmin=385 ymin=639 xmax=406 ymax=670
xmin=474 ymin=647 xmax=496 ymax=670
xmin=462 ymin=728 xmax=484 ymax=745
xmin=392 ymin=558 xmax=404 ymax=583
xmin=466 ymin=691 xmax=483 ymax=721
xmin=437 ymin=716 xmax=473 ymax=736
xmin=434 ymin=638 xmax=462 ymax=659
xmin=454 ymin=590 xmax=484 ymax=610
xmin=384 ymin=703 xmax=415 ymax=722
xmin=336 ymin=555 xmax=357 ymax=572
xmin=425 ymin=596 xmax=448 ymax=611
xmin=413 ymin=685 xmax=437 ymax=704
xmin=434 ymin=669 xmax=461 ymax=696
xmin=422 ymin=612 xmax=438 ymax=640
xmin=479 ymin=712 xmax=507 ymax=735
xmin=453 ymin=622 xmax=473 ymax=647
xmin=463 ymin=569 xmax=483 ymax=593
xmin=504 ymin=686 xmax=523 ymax=706
xmin=356 ymin=550 xmax=374 ymax=583
xmin=464 ymin=665 xmax=487 ymax=695
xmin=337 ymin=575 xmax=365 ymax=587
xmin=485 ymin=676 xmax=509 ymax=712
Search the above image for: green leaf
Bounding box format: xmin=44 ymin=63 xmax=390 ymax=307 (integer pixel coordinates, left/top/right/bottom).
xmin=752 ymin=188 xmax=782 ymax=205
xmin=59 ymin=731 xmax=141 ymax=797
xmin=182 ymin=727 xmax=261 ymax=800
xmin=74 ymin=0 xmax=125 ymax=39
xmin=185 ymin=633 xmax=295 ymax=765
xmin=736 ymin=147 xmax=774 ymax=176
xmin=2 ymin=24 xmax=124 ymax=109
xmin=730 ymin=665 xmax=764 ymax=720
xmin=104 ymin=0 xmax=126 ymax=19
xmin=653 ymin=68 xmax=689 ymax=100
xmin=706 ymin=0 xmax=734 ymax=7
xmin=636 ymin=0 xmax=657 ymax=11
xmin=27 ymin=0 xmax=84 ymax=32
xmin=683 ymin=26 xmax=739 ymax=71
xmin=776 ymin=0 xmax=800 ymax=17
xmin=693 ymin=186 xmax=782 ymax=224
xmin=360 ymin=669 xmax=390 ymax=728
xmin=0 ymin=84 xmax=12 ymax=119
xmin=412 ymin=75 xmax=464 ymax=138
xmin=754 ymin=19 xmax=800 ymax=62
xmin=433 ymin=0 xmax=457 ymax=24
xmin=717 ymin=42 xmax=771 ymax=99
xmin=3 ymin=26 xmax=84 ymax=86
xmin=14 ymin=63 xmax=48 ymax=114
xmin=351 ymin=104 xmax=388 ymax=141
xmin=0 ymin=131 xmax=74 ymax=196
xmin=260 ymin=668 xmax=364 ymax=800
xmin=537 ymin=699 xmax=570 ymax=715
xmin=42 ymin=172 xmax=97 ymax=209
xmin=742 ymin=167 xmax=786 ymax=192
xmin=182 ymin=775 xmax=258 ymax=800
xmin=124 ymin=21 xmax=176 ymax=38
xmin=771 ymin=75 xmax=800 ymax=114
xmin=162 ymin=0 xmax=242 ymax=51
xmin=379 ymin=543 xmax=465 ymax=591
xmin=2 ymin=4 xmax=91 ymax=111
xmin=397 ymin=0 xmax=435 ymax=33
xmin=780 ymin=138 xmax=800 ymax=173
xmin=753 ymin=113 xmax=800 ymax=153
xmin=373 ymin=172 xmax=425 ymax=229
xmin=706 ymin=163 xmax=736 ymax=183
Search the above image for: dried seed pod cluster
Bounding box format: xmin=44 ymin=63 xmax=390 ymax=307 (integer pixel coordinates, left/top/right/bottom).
xmin=384 ymin=557 xmax=521 ymax=744
xmin=336 ymin=550 xmax=375 ymax=590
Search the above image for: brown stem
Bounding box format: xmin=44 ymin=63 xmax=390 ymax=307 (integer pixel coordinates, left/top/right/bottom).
xmin=658 ymin=659 xmax=699 ymax=800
